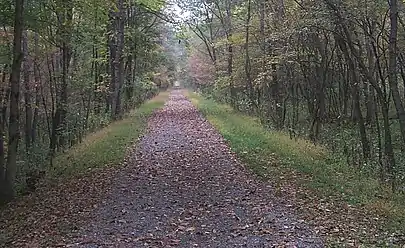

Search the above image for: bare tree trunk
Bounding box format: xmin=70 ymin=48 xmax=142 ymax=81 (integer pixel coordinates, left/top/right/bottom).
xmin=108 ymin=9 xmax=117 ymax=117
xmin=387 ymin=0 xmax=400 ymax=188
xmin=0 ymin=65 xmax=8 ymax=201
xmin=125 ymin=54 xmax=133 ymax=107
xmin=93 ymin=45 xmax=102 ymax=115
xmin=324 ymin=0 xmax=395 ymax=185
xmin=388 ymin=0 xmax=405 ymax=155
xmin=225 ymin=0 xmax=235 ymax=106
xmin=50 ymin=0 xmax=73 ymax=155
xmin=1 ymin=0 xmax=24 ymax=201
xmin=114 ymin=0 xmax=125 ymax=120
xmin=366 ymin=35 xmax=376 ymax=124
xmin=22 ymin=30 xmax=33 ymax=151
xmin=59 ymin=2 xmax=73 ymax=149
xmin=244 ymin=0 xmax=254 ymax=109
xmin=353 ymin=82 xmax=370 ymax=160
xmin=258 ymin=0 xmax=267 ymax=116
xmin=336 ymin=35 xmax=370 ymax=160
xmin=32 ymin=36 xmax=40 ymax=144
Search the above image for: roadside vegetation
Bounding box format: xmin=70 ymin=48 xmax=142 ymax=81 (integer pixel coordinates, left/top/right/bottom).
xmin=189 ymin=92 xmax=405 ymax=246
xmin=46 ymin=92 xmax=169 ymax=181
xmin=182 ymin=0 xmax=405 ymax=206
xmin=0 ymin=93 xmax=168 ymax=246
xmin=181 ymin=0 xmax=405 ymax=245
xmin=0 ymin=0 xmax=179 ymax=202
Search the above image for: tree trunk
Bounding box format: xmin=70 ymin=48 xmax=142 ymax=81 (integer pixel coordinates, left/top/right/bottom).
xmin=336 ymin=36 xmax=370 ymax=160
xmin=59 ymin=2 xmax=73 ymax=149
xmin=387 ymin=0 xmax=400 ymax=187
xmin=50 ymin=0 xmax=73 ymax=155
xmin=114 ymin=0 xmax=125 ymax=120
xmin=324 ymin=0 xmax=396 ymax=185
xmin=125 ymin=54 xmax=134 ymax=107
xmin=0 ymin=65 xmax=7 ymax=201
xmin=23 ymin=30 xmax=33 ymax=151
xmin=381 ymin=99 xmax=396 ymax=189
xmin=108 ymin=9 xmax=117 ymax=117
xmin=353 ymin=82 xmax=370 ymax=160
xmin=244 ymin=0 xmax=254 ymax=108
xmin=225 ymin=0 xmax=235 ymax=106
xmin=388 ymin=0 xmax=405 ymax=154
xmin=32 ymin=32 xmax=40 ymax=144
xmin=1 ymin=0 xmax=24 ymax=201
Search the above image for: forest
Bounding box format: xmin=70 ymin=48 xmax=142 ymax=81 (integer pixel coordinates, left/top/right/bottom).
xmin=184 ymin=0 xmax=405 ymax=192
xmin=1 ymin=0 xmax=405 ymax=246
xmin=0 ymin=0 xmax=178 ymax=201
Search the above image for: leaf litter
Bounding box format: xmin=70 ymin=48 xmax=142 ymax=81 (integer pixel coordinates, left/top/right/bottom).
xmin=61 ymin=91 xmax=323 ymax=247
xmin=3 ymin=90 xmax=393 ymax=247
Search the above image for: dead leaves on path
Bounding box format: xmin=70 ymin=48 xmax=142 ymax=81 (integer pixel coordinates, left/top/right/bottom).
xmin=60 ymin=91 xmax=323 ymax=247
xmin=1 ymin=90 xmax=402 ymax=247
xmin=262 ymin=167 xmax=405 ymax=246
xmin=0 ymin=166 xmax=117 ymax=247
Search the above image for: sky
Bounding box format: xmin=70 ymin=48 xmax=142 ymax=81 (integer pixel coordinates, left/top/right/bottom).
xmin=166 ymin=0 xmax=191 ymax=21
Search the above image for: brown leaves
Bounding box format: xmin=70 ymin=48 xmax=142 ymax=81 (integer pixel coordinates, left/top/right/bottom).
xmin=1 ymin=91 xmax=324 ymax=247
xmin=0 ymin=166 xmax=117 ymax=247
xmin=267 ymin=168 xmax=401 ymax=246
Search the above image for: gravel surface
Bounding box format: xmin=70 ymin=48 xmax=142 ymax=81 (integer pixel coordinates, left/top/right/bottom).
xmin=69 ymin=90 xmax=324 ymax=248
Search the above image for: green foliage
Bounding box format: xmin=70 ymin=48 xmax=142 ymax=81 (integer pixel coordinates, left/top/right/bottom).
xmin=189 ymin=92 xmax=405 ymax=234
xmin=205 ymin=76 xmax=230 ymax=101
xmin=136 ymin=0 xmax=165 ymax=11
xmin=0 ymin=0 xmax=12 ymax=25
xmin=183 ymin=0 xmax=405 ymax=196
xmin=47 ymin=92 xmax=168 ymax=180
xmin=0 ymin=0 xmax=177 ymax=198
xmin=131 ymin=78 xmax=159 ymax=104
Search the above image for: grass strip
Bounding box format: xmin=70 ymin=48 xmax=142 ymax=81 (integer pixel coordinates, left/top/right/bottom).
xmin=47 ymin=92 xmax=169 ymax=179
xmin=187 ymin=91 xmax=404 ymax=234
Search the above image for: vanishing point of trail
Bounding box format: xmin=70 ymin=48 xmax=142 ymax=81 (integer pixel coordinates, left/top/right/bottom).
xmin=69 ymin=90 xmax=323 ymax=247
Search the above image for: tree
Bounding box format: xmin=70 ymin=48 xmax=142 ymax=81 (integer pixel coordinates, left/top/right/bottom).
xmin=0 ymin=0 xmax=172 ymax=202
xmin=1 ymin=0 xmax=25 ymax=201
xmin=182 ymin=0 xmax=405 ymax=191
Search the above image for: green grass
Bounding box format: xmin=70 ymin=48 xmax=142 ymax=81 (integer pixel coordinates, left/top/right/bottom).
xmin=187 ymin=91 xmax=405 ymax=232
xmin=46 ymin=92 xmax=168 ymax=180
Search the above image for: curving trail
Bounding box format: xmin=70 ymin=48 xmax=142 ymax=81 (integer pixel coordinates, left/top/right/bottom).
xmin=69 ymin=90 xmax=323 ymax=247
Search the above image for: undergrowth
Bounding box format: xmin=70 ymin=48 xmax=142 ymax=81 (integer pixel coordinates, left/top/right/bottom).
xmin=46 ymin=92 xmax=169 ymax=181
xmin=187 ymin=91 xmax=405 ymax=237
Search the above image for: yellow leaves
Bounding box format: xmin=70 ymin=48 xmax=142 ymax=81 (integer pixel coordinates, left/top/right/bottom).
xmin=214 ymin=32 xmax=246 ymax=47
xmin=135 ymin=0 xmax=165 ymax=11
xmin=229 ymin=32 xmax=245 ymax=46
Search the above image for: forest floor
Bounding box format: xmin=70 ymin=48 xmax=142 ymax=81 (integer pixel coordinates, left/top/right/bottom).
xmin=0 ymin=90 xmax=403 ymax=247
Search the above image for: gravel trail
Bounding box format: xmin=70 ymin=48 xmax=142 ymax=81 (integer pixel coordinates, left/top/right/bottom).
xmin=70 ymin=90 xmax=323 ymax=248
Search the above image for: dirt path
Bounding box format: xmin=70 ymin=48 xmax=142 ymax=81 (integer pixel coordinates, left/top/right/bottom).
xmin=65 ymin=90 xmax=323 ymax=247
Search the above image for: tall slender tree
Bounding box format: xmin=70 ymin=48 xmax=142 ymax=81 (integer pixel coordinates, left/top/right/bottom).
xmin=2 ymin=0 xmax=25 ymax=200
